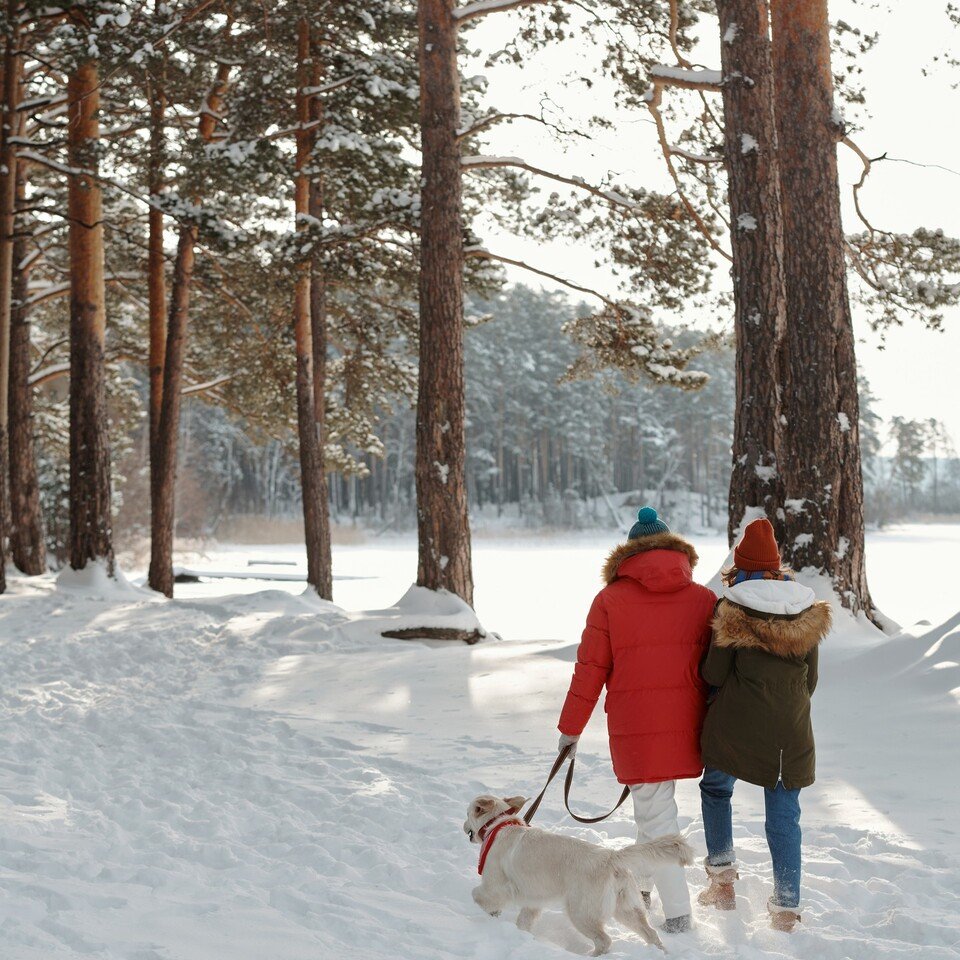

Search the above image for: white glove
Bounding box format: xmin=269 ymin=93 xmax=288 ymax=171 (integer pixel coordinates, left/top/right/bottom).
xmin=558 ymin=733 xmax=579 ymax=757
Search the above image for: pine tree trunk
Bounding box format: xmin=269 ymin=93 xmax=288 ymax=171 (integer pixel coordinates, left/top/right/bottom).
xmin=147 ymin=72 xmax=166 ymax=498
xmin=718 ymin=0 xmax=788 ymax=544
xmin=0 ymin=22 xmax=15 ymax=592
xmin=67 ymin=58 xmax=114 ymax=573
xmin=148 ymin=62 xmax=230 ymax=597
xmin=308 ymin=34 xmax=332 ymax=599
xmin=148 ymin=223 xmax=195 ymax=596
xmin=308 ymin=226 xmax=332 ymax=599
xmin=8 ymin=126 xmax=44 ymax=575
xmin=293 ymin=19 xmax=332 ymax=600
xmin=414 ymin=0 xmax=474 ymax=609
xmin=770 ymin=0 xmax=873 ymax=614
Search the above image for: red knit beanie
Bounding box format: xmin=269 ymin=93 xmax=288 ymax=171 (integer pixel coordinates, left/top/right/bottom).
xmin=734 ymin=518 xmax=781 ymax=572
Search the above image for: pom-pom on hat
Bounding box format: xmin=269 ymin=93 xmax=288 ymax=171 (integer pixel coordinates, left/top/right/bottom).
xmin=734 ymin=517 xmax=781 ymax=572
xmin=628 ymin=506 xmax=670 ymax=540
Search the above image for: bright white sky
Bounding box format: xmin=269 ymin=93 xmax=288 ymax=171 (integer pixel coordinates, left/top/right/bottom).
xmin=469 ymin=0 xmax=960 ymax=451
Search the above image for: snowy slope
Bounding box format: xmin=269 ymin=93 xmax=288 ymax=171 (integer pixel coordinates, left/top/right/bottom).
xmin=2 ymin=529 xmax=959 ymax=959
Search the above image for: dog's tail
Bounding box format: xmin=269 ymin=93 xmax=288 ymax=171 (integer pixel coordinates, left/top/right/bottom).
xmin=614 ymin=833 xmax=695 ymax=872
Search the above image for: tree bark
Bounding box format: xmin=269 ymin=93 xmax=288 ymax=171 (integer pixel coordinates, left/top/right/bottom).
xmin=308 ymin=215 xmax=333 ymax=599
xmin=0 ymin=21 xmax=12 ymax=591
xmin=308 ymin=35 xmax=333 ymax=600
xmin=292 ymin=19 xmax=332 ymax=600
xmin=415 ymin=0 xmax=474 ymax=607
xmin=148 ymin=61 xmax=230 ymax=597
xmin=148 ymin=224 xmax=195 ymax=596
xmin=67 ymin=58 xmax=114 ymax=573
xmin=770 ymin=0 xmax=873 ymax=614
xmin=718 ymin=0 xmax=788 ymax=545
xmin=147 ymin=71 xmax=167 ymax=494
xmin=7 ymin=95 xmax=44 ymax=575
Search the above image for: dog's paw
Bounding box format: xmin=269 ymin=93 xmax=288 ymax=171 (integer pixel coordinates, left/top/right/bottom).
xmin=472 ymin=886 xmax=504 ymax=917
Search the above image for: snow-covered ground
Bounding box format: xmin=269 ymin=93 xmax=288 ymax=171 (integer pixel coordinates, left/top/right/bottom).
xmin=2 ymin=524 xmax=959 ymax=959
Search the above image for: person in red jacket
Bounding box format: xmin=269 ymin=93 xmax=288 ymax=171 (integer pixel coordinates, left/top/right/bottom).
xmin=557 ymin=507 xmax=717 ymax=933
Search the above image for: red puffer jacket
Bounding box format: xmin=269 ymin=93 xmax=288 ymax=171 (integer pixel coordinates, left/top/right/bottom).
xmin=558 ymin=533 xmax=717 ymax=784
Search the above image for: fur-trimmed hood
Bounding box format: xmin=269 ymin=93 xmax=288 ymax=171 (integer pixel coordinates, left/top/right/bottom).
xmin=713 ymin=579 xmax=831 ymax=659
xmin=602 ymin=532 xmax=699 ymax=590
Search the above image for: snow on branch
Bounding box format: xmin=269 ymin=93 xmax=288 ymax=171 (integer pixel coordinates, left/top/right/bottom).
xmin=845 ymin=227 xmax=960 ymax=332
xmin=453 ymin=0 xmax=560 ymax=24
xmin=181 ymin=374 xmax=233 ymax=397
xmin=649 ymin=65 xmax=723 ymax=92
xmin=462 ymin=155 xmax=641 ymax=212
xmin=303 ymin=75 xmax=357 ymax=96
xmin=669 ymin=146 xmax=723 ymax=165
xmin=28 ymin=362 xmax=70 ymax=388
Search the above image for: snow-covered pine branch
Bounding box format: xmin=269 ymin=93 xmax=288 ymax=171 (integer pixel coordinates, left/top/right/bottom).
xmin=28 ymin=362 xmax=70 ymax=388
xmin=561 ymin=305 xmax=711 ymax=390
xmin=302 ymin=75 xmax=357 ymax=96
xmin=453 ymin=0 xmax=564 ymax=25
xmin=181 ymin=375 xmax=233 ymax=397
xmin=669 ymin=146 xmax=723 ymax=164
xmin=648 ymin=65 xmax=724 ymax=92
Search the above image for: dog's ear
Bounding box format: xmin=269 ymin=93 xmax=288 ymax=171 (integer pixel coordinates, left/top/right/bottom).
xmin=503 ymin=795 xmax=527 ymax=811
xmin=473 ymin=796 xmax=497 ymax=815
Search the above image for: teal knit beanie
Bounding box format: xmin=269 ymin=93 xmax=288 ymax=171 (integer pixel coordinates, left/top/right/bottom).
xmin=628 ymin=506 xmax=670 ymax=539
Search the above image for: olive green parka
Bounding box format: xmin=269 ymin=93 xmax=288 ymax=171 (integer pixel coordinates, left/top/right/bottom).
xmin=700 ymin=581 xmax=832 ymax=790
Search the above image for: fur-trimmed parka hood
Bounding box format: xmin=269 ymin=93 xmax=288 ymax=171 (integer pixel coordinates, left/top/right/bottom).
xmin=713 ymin=579 xmax=831 ymax=659
xmin=602 ymin=532 xmax=699 ymax=591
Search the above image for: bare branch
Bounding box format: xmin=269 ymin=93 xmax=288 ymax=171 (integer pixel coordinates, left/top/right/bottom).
xmin=24 ymin=273 xmax=141 ymax=308
xmin=464 ymin=246 xmax=620 ymax=308
xmin=462 ymin=154 xmax=642 ymax=212
xmin=668 ymin=0 xmax=693 ymax=68
xmin=873 ymin=154 xmax=960 ymax=178
xmin=841 ymin=136 xmax=888 ymax=238
xmin=456 ymin=111 xmax=589 ymax=143
xmin=645 ymin=85 xmax=732 ymax=262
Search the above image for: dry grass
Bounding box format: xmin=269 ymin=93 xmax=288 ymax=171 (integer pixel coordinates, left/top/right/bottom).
xmin=210 ymin=515 xmax=368 ymax=545
xmin=115 ymin=516 xmax=368 ymax=570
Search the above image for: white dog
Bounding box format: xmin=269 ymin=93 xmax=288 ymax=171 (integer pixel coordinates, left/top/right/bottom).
xmin=464 ymin=794 xmax=694 ymax=954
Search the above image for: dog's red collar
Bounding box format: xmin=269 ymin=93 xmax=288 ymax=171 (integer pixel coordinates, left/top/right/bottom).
xmin=476 ymin=806 xmax=520 ymax=843
xmin=477 ymin=816 xmax=525 ymax=875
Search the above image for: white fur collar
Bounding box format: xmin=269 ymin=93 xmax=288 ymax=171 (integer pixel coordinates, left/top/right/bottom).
xmin=723 ymin=578 xmax=817 ymax=616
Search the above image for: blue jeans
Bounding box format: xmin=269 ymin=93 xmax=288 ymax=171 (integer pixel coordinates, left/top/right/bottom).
xmin=699 ymin=766 xmax=802 ymax=909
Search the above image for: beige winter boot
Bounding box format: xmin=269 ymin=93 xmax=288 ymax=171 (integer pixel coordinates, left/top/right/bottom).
xmin=767 ymin=898 xmax=801 ymax=932
xmin=697 ymin=861 xmax=738 ymax=911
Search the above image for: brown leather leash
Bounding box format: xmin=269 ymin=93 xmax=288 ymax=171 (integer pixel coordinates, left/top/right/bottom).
xmin=523 ymin=744 xmax=631 ymax=825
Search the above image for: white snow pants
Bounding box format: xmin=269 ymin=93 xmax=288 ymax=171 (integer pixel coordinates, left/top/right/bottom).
xmin=630 ymin=780 xmax=691 ymax=920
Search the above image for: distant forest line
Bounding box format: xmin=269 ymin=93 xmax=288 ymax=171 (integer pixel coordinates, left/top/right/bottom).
xmin=66 ymin=285 xmax=956 ymax=554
